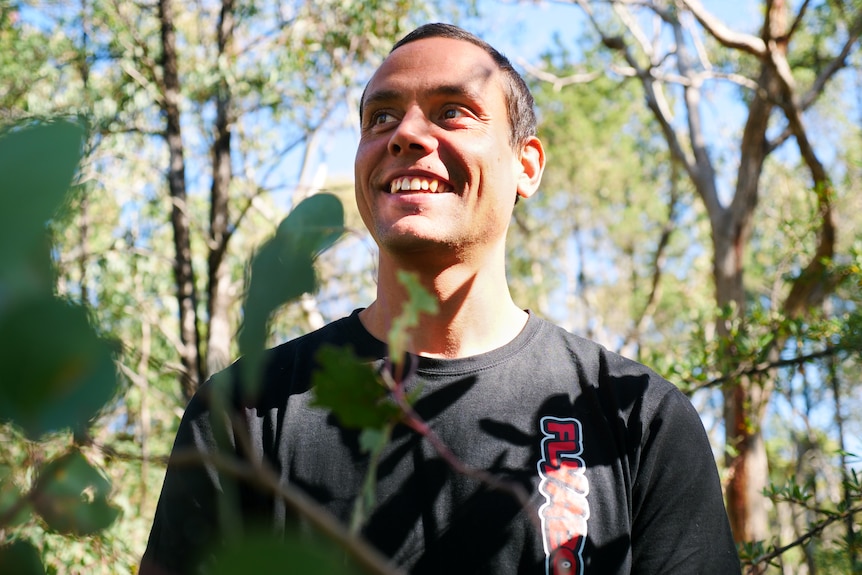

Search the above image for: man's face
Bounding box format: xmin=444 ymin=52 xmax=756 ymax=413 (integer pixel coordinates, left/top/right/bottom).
xmin=354 ymin=36 xmax=537 ymax=262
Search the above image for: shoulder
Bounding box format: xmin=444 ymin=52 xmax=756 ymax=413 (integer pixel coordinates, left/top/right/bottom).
xmin=531 ymin=317 xmax=670 ymax=385
xmin=530 ymin=316 xmax=688 ymax=420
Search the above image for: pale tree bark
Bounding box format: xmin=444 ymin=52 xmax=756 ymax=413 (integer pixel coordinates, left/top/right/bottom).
xmin=77 ymin=0 xmax=92 ymax=306
xmin=159 ymin=0 xmax=202 ymax=400
xmin=206 ymin=0 xmax=236 ymax=376
xmin=138 ymin=317 xmax=153 ymax=505
xmin=827 ymin=345 xmax=859 ymax=567
xmin=712 ymin=0 xmax=787 ymax=542
xmin=570 ymin=0 xmax=856 ymax=543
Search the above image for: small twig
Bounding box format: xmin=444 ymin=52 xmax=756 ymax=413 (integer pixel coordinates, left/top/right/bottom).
xmin=166 ymin=446 xmax=405 ymax=575
xmin=518 ymin=59 xmax=601 ymax=91
xmin=683 ymin=345 xmax=846 ymax=394
xmin=380 ymin=369 xmax=539 ymax=532
xmin=745 ymin=504 xmax=862 ymax=571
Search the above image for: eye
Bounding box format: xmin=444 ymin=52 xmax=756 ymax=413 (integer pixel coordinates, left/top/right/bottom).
xmin=441 ymin=107 xmax=466 ymax=120
xmin=372 ymin=111 xmax=396 ymax=126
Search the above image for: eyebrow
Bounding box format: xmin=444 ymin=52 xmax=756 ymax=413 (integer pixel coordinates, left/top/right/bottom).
xmin=360 ymin=83 xmax=486 ymax=117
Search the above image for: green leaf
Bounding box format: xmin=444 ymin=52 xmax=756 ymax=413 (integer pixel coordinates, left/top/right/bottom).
xmin=31 ymin=450 xmax=120 ymax=536
xmin=205 ymin=530 xmax=362 ymax=575
xmin=0 ymin=119 xmax=86 ymax=279
xmin=311 ymin=345 xmax=399 ymax=429
xmin=350 ymin=425 xmax=393 ymax=534
xmin=0 ymin=465 xmax=30 ymax=528
xmin=358 ymin=427 xmax=390 ymax=455
xmin=388 ymin=270 xmax=438 ymax=365
xmin=0 ymin=297 xmax=119 ymax=439
xmin=239 ymin=194 xmax=344 ymax=395
xmin=0 ymin=540 xmax=46 ymax=575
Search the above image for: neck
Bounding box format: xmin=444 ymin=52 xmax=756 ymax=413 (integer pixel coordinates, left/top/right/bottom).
xmin=359 ymin=248 xmax=528 ymax=359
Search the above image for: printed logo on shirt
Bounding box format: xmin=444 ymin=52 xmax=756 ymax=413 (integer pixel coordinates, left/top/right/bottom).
xmin=537 ymin=416 xmax=590 ymax=575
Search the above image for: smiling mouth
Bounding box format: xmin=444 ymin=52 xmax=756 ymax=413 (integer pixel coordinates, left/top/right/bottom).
xmin=389 ymin=176 xmax=451 ymax=194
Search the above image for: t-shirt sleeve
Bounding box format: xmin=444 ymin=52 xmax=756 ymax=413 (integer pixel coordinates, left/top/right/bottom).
xmin=630 ymin=388 xmax=741 ymax=574
xmin=141 ymin=385 xmax=226 ymax=575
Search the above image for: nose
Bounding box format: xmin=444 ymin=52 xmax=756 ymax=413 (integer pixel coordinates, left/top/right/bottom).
xmin=388 ymin=107 xmax=437 ymax=156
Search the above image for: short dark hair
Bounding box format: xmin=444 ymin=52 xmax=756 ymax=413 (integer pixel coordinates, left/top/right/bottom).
xmin=360 ymin=23 xmax=537 ymax=147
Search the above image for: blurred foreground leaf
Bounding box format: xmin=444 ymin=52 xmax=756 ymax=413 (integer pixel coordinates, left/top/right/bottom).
xmin=312 ymin=345 xmax=399 ymax=429
xmin=0 ymin=540 xmax=46 ymax=575
xmin=0 ymin=465 xmax=30 ymax=528
xmin=239 ymin=193 xmax=344 ymax=394
xmin=206 ymin=531 xmax=362 ymax=575
xmin=0 ymin=298 xmax=118 ymax=439
xmin=388 ymin=271 xmax=438 ymax=367
xmin=0 ymin=119 xmax=85 ymax=281
xmin=31 ymin=450 xmax=119 ymax=535
xmin=312 ymin=346 xmax=400 ymax=533
xmin=350 ymin=426 xmax=393 ymax=534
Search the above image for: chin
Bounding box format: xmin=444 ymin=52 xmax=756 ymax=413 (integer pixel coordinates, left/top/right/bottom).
xmin=377 ymin=230 xmax=458 ymax=256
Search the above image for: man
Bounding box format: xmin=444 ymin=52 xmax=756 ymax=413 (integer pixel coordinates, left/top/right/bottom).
xmin=141 ymin=23 xmax=741 ymax=575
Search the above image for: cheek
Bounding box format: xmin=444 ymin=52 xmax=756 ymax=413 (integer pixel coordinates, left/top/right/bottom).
xmin=355 ymin=132 xmax=389 ymax=168
xmin=354 ymin=141 xmax=374 ymax=180
xmin=354 ymin=141 xmax=385 ymax=201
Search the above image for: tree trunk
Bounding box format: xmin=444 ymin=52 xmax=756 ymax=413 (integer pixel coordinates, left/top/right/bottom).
xmin=713 ymin=218 xmax=771 ymax=543
xmin=575 ymin=0 xmax=847 ymax=551
xmin=717 ymin=0 xmax=792 ymax=543
xmin=159 ymin=0 xmax=202 ymax=400
xmin=719 ymin=60 xmax=781 ymax=544
xmin=206 ymin=0 xmax=235 ymax=376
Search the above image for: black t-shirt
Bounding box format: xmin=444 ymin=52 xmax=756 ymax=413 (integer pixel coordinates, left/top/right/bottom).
xmin=143 ymin=310 xmax=740 ymax=574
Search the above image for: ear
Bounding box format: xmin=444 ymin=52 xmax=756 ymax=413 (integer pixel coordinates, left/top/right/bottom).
xmin=516 ymin=136 xmax=545 ymax=200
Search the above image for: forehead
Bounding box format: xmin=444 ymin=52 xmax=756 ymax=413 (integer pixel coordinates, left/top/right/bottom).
xmin=363 ymin=37 xmax=504 ymax=107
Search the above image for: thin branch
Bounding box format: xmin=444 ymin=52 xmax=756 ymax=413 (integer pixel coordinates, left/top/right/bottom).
xmin=118 ymin=59 xmax=163 ymax=107
xmin=764 ymin=44 xmax=837 ymax=316
xmin=88 ymin=435 xmax=404 ymax=575
xmin=785 ymin=0 xmax=812 ymax=43
xmin=745 ymin=504 xmax=862 ymax=571
xmin=107 ymin=0 xmax=160 ymax=81
xmin=256 ymin=132 xmax=311 ymax=192
xmin=800 ymin=11 xmax=862 ymax=110
xmin=682 ymin=9 xmax=712 ymax=72
xmin=519 ymin=59 xmax=601 ymax=91
xmin=669 ymin=5 xmax=723 ymax=219
xmin=612 ymin=1 xmax=654 ymax=63
xmin=380 ymin=369 xmax=538 ymax=529
xmin=766 ymin=123 xmax=793 ymax=154
xmin=574 ymin=0 xmax=699 ymax=179
xmin=229 ymin=124 xmax=318 ymax=236
xmin=683 ymin=345 xmax=846 ymax=395
xmin=679 ymin=0 xmax=767 ymax=57
xmin=703 ymin=70 xmax=760 ymax=91
xmin=227 ymin=411 xmax=403 ymax=575
xmin=606 ymin=65 xmax=759 ymax=92
xmin=620 ymin=162 xmax=681 ymax=351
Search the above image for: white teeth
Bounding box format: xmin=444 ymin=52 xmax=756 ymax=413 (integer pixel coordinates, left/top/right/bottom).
xmin=389 ymin=176 xmax=446 ymax=193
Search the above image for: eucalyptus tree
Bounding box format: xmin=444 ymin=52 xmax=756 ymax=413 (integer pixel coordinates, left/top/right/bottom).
xmin=3 ymin=2 xmax=431 ymax=570
xmin=126 ymin=0 xmax=423 ymax=398
xmin=7 ymin=0 xmax=428 ymax=402
xmin=514 ymin=41 xmax=709 ymax=363
xmin=532 ymin=0 xmax=862 ymax=551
